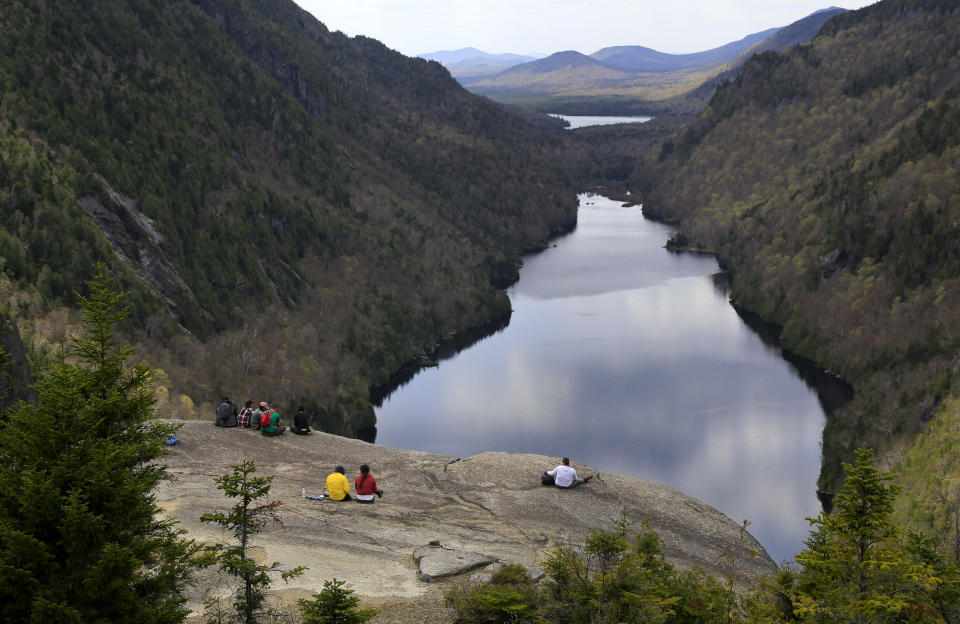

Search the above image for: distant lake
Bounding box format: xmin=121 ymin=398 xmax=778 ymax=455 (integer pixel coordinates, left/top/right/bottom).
xmin=375 ymin=193 xmax=849 ymax=564
xmin=550 ymin=114 xmax=653 ymax=129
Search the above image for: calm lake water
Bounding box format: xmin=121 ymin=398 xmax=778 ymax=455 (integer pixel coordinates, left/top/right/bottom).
xmin=376 ymin=193 xmax=847 ymax=563
xmin=550 ymin=114 xmax=653 ymax=129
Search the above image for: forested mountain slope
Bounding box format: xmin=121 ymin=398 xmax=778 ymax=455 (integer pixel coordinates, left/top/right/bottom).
xmin=640 ymin=0 xmax=960 ymax=538
xmin=0 ymin=0 xmax=577 ymax=433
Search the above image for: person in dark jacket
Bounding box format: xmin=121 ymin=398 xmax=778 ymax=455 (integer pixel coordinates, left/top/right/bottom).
xmin=290 ymin=406 xmax=312 ymax=435
xmin=214 ymin=397 xmax=238 ymax=427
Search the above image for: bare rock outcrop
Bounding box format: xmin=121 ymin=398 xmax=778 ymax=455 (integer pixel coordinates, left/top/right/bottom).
xmin=80 ymin=178 xmax=205 ymax=332
xmin=0 ymin=314 xmax=35 ymax=409
xmin=414 ymin=545 xmax=495 ymax=582
xmin=157 ymin=421 xmax=777 ymax=621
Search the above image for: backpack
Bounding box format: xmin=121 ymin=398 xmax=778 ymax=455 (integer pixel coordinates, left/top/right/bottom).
xmin=260 ymin=409 xmax=275 ymax=428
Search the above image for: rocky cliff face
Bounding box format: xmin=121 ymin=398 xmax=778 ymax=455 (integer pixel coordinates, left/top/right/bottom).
xmin=158 ymin=421 xmax=776 ymax=621
xmin=0 ymin=316 xmax=34 ymax=410
xmin=80 ymin=180 xmax=204 ymax=335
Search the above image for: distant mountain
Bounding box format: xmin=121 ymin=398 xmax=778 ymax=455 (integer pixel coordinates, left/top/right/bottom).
xmin=419 ymin=47 xmax=541 ymax=83
xmin=466 ymin=50 xmax=642 ymax=98
xmin=641 ymin=6 xmax=850 ymax=119
xmin=468 ymin=8 xmax=847 ymax=111
xmin=419 ymin=47 xmax=538 ymax=66
xmin=590 ymin=28 xmax=779 ymax=73
xmin=506 ymin=50 xmax=613 ymax=75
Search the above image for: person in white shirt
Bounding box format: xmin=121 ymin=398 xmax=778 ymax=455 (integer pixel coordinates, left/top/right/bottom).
xmin=547 ymin=457 xmax=593 ymax=488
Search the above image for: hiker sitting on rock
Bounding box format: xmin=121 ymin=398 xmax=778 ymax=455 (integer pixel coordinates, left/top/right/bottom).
xmin=214 ymin=396 xmax=238 ymax=427
xmin=237 ymin=398 xmax=255 ymax=428
xmin=546 ymin=457 xmax=593 ymax=489
xmin=325 ymin=466 xmax=352 ymax=501
xmin=259 ymin=404 xmax=285 ymax=436
xmin=290 ymin=406 xmax=312 ymax=435
xmin=354 ymin=464 xmax=383 ymax=504
xmin=251 ymin=401 xmax=266 ymax=431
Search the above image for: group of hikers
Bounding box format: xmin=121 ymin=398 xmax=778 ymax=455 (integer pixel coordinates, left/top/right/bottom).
xmin=216 ymin=398 xmax=594 ymax=494
xmin=319 ymin=464 xmax=383 ymax=503
xmin=213 ymin=397 xmax=312 ymax=435
xmin=213 ymin=398 xmax=384 ymax=504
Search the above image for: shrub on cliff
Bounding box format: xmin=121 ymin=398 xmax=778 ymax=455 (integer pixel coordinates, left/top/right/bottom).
xmin=298 ymin=578 xmax=379 ymax=624
xmin=0 ymin=268 xmax=199 ymax=623
xmin=446 ymin=513 xmax=775 ymax=624
xmin=777 ymin=447 xmax=958 ymax=623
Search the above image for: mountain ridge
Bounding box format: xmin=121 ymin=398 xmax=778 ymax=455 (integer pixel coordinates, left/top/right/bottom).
xmin=637 ymin=0 xmax=960 ymax=540
xmin=0 ymin=0 xmax=578 ymax=433
xmin=590 ymin=28 xmax=779 ymax=73
xmin=466 ymin=7 xmax=846 ymax=112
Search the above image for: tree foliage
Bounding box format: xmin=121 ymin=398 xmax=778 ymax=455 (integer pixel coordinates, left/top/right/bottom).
xmin=201 ymin=460 xmax=304 ymax=624
xmin=638 ymin=0 xmax=960 ymax=508
xmin=779 ymin=447 xmax=953 ymax=623
xmin=447 ymin=512 xmax=776 ymax=624
xmin=0 ymin=267 xmax=198 ymax=624
xmin=0 ymin=0 xmax=580 ymax=435
xmin=298 ymin=578 xmax=379 ymax=624
xmin=449 ymin=464 xmax=960 ymax=624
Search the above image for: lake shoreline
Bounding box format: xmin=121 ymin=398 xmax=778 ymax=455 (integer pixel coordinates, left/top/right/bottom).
xmin=374 ymin=193 xmax=839 ymax=562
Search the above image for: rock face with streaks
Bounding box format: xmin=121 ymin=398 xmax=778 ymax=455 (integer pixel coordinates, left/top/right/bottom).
xmin=157 ymin=421 xmax=777 ymax=621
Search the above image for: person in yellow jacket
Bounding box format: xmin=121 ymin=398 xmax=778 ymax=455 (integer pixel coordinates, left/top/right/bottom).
xmin=325 ymin=466 xmax=352 ymax=501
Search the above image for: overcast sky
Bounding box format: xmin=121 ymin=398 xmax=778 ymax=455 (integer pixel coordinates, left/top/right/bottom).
xmin=296 ymin=1 xmax=879 ymax=57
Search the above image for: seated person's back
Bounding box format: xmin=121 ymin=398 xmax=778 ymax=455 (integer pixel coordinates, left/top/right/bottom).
xmin=547 ymin=457 xmax=591 ymax=488
xmin=260 ymin=408 xmax=283 ymax=435
xmin=354 ymin=464 xmax=378 ymax=503
xmin=325 ymin=466 xmax=351 ymax=501
xmin=291 ymin=406 xmax=311 ymax=434
xmin=550 ymin=464 xmax=578 ymax=487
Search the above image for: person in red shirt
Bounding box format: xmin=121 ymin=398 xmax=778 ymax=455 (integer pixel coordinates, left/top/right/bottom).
xmin=354 ymin=464 xmax=382 ymax=504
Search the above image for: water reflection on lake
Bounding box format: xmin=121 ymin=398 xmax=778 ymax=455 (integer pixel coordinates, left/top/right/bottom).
xmin=549 ymin=114 xmax=653 ymax=129
xmin=376 ymin=193 xmax=844 ymax=564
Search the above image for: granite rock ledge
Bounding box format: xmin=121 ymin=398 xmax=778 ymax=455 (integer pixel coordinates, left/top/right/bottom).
xmin=157 ymin=421 xmax=777 ymax=621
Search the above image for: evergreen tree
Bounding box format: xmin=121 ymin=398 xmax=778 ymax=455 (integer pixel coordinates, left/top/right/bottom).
xmin=298 ymin=579 xmax=379 ymax=624
xmin=201 ymin=460 xmax=304 ymax=624
xmin=0 ymin=268 xmax=198 ymax=623
xmin=789 ymin=447 xmax=941 ymax=622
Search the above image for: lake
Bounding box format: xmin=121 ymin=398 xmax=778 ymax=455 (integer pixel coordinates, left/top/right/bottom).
xmin=375 ymin=193 xmax=847 ymax=563
xmin=550 ymin=114 xmax=653 ymax=129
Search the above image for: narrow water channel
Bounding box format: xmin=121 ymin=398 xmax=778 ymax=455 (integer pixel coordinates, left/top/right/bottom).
xmin=376 ymin=193 xmax=847 ymax=564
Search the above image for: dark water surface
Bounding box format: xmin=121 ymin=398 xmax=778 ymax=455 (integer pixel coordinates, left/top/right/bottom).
xmin=376 ymin=193 xmax=846 ymax=563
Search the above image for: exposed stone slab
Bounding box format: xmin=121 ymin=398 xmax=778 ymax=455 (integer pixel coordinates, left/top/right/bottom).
xmin=156 ymin=420 xmax=778 ymax=621
xmin=413 ymin=545 xmax=494 ymax=582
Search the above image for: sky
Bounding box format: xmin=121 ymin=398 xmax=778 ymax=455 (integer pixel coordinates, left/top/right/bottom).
xmin=295 ymin=0 xmax=879 ymax=57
